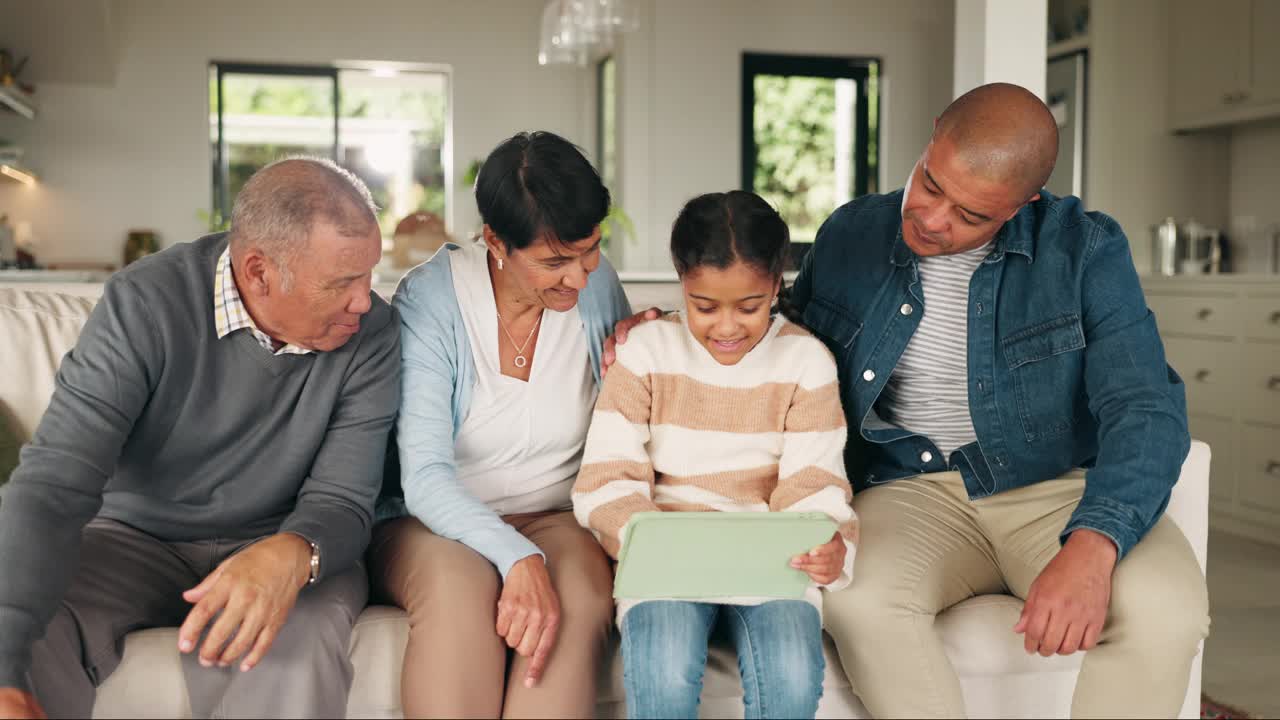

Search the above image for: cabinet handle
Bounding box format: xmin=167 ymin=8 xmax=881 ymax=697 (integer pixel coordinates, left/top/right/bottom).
xmin=1269 ymin=376 xmax=1280 ymax=391
xmin=1197 ymin=308 xmax=1213 ymax=321
xmin=1195 ymin=369 xmax=1211 ymax=382
xmin=1270 ymin=311 xmax=1280 ymax=325
xmin=1268 ymin=461 xmax=1280 ymax=477
xmin=1223 ymin=92 xmax=1237 ymax=104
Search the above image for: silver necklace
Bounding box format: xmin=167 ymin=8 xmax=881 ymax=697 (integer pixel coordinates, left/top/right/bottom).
xmin=496 ymin=310 xmax=541 ymax=368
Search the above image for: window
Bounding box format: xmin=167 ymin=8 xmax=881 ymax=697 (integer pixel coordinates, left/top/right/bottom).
xmin=597 ymin=55 xmax=617 ymax=192
xmin=742 ymin=53 xmax=880 ymax=268
xmin=210 ymin=62 xmax=451 ymax=240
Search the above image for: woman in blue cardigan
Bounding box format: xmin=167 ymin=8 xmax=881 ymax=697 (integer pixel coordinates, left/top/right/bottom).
xmin=370 ymin=131 xmax=632 ymax=718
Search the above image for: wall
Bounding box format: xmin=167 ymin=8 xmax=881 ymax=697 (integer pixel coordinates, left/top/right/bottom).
xmin=0 ymin=0 xmax=595 ymax=266
xmin=1086 ymin=0 xmax=1230 ymax=275
xmin=953 ymin=0 xmax=1047 ymax=99
xmin=1 ymin=0 xmax=954 ymax=273
xmin=1227 ymin=119 xmax=1280 ymax=273
xmin=612 ymin=0 xmax=955 ymax=271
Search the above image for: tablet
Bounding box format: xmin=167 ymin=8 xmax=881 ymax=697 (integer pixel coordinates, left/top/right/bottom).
xmin=612 ymin=511 xmax=838 ymax=600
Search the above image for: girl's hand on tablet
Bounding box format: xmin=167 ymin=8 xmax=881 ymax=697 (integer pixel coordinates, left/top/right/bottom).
xmin=790 ymin=532 xmax=846 ymax=585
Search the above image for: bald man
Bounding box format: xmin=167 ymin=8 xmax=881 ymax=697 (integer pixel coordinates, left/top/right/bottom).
xmin=789 ymin=83 xmax=1209 ymax=717
xmin=0 ymin=158 xmax=400 ymax=719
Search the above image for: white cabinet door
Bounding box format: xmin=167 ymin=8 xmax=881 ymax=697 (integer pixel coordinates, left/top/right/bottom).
xmin=1239 ymin=423 xmax=1280 ymax=515
xmin=1169 ymin=0 xmax=1251 ymax=128
xmin=1246 ymin=0 xmax=1280 ymax=106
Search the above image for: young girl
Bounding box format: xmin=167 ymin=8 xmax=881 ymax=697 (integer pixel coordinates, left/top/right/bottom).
xmin=572 ymin=191 xmax=857 ymax=720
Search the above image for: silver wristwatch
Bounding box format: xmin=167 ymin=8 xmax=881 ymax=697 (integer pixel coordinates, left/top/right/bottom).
xmin=307 ymin=541 xmax=321 ymax=585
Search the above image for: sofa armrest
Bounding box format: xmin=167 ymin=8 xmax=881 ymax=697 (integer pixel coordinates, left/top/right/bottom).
xmin=1163 ymin=439 xmax=1209 ymax=574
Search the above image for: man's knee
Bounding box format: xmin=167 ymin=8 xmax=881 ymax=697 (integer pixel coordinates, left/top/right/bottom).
xmin=1107 ymin=543 xmax=1209 ymax=654
xmin=824 ymin=570 xmax=920 ymax=640
xmin=277 ymin=567 xmax=367 ymax=656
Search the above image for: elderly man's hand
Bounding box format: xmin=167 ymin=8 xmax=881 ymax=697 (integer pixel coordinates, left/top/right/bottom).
xmin=601 ymin=307 xmax=662 ymax=377
xmin=0 ymin=689 xmax=46 ymax=720
xmin=178 ymin=533 xmax=312 ymax=672
xmin=1014 ymin=528 xmax=1117 ymax=656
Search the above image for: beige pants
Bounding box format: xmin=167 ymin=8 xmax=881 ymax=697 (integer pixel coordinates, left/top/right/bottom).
xmin=824 ymin=471 xmax=1209 ymax=719
xmin=369 ymin=511 xmax=614 ymax=719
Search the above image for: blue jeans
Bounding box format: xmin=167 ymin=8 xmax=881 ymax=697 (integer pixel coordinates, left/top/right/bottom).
xmin=620 ymin=600 xmax=825 ymax=720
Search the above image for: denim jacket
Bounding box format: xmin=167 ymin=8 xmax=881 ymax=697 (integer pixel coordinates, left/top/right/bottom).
xmin=790 ymin=189 xmax=1190 ymax=559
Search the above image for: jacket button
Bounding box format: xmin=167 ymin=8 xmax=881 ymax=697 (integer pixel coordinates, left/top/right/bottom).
xmin=921 ymin=451 xmax=934 ymax=463
xmin=900 ymin=303 xmax=914 ymax=316
xmin=862 ymin=369 xmax=876 ymax=382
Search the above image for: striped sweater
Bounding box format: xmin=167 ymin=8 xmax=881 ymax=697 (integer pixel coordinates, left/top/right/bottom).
xmin=572 ymin=312 xmax=857 ymax=616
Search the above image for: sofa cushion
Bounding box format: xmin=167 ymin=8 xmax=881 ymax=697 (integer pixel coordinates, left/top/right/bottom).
xmin=0 ymin=403 xmax=20 ymax=486
xmin=0 ymin=288 xmax=98 ymax=439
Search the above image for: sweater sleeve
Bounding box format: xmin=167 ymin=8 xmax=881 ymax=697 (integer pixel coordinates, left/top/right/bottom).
xmin=0 ymin=277 xmax=162 ymax=691
xmin=768 ymin=339 xmax=857 ymax=591
xmin=393 ymin=272 xmax=544 ymax=578
xmin=279 ymin=299 xmax=401 ymax=581
xmin=572 ymin=341 xmax=659 ymax=560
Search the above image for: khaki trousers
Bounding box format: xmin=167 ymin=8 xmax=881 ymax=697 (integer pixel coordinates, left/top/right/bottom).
xmin=824 ymin=471 xmax=1209 ymax=719
xmin=29 ymin=518 xmax=367 ymax=719
xmin=369 ymin=511 xmax=614 ymax=719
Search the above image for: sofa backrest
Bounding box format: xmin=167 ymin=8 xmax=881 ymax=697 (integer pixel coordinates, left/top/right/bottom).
xmin=0 ymin=287 xmax=99 ymax=441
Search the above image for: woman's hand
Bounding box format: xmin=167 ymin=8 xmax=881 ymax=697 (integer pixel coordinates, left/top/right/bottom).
xmin=601 ymin=307 xmax=662 ymax=377
xmin=790 ymin=532 xmax=846 ymax=585
xmin=496 ymin=555 xmax=561 ymax=688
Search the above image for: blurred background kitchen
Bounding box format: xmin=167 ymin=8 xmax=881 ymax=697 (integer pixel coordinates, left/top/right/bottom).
xmin=0 ymin=1 xmax=1277 ymax=715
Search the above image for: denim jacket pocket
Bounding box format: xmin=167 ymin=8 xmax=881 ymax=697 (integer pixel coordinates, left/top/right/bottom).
xmin=1002 ymin=314 xmax=1086 ymax=442
xmin=803 ymin=295 xmax=863 ymax=352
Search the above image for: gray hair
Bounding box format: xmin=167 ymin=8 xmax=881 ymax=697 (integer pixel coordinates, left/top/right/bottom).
xmin=227 ymin=156 xmax=379 ymax=291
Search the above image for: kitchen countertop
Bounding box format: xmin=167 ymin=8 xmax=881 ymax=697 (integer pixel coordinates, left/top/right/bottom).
xmin=1142 ymin=273 xmax=1280 ymax=288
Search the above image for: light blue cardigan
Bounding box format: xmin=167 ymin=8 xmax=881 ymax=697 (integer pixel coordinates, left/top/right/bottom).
xmin=377 ymin=243 xmax=632 ymax=578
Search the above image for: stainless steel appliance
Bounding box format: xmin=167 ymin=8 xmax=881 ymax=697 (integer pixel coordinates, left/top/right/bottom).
xmin=1151 ymin=218 xmax=1229 ymax=275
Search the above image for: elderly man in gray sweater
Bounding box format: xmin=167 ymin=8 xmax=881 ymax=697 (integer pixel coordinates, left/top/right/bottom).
xmin=0 ymin=158 xmax=401 ymax=719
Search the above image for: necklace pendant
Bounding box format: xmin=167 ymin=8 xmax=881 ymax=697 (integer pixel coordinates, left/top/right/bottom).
xmin=514 ymin=354 xmax=528 ymax=368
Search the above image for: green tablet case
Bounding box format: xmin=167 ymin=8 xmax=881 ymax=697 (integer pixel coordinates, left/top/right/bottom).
xmin=612 ymin=511 xmax=837 ymax=600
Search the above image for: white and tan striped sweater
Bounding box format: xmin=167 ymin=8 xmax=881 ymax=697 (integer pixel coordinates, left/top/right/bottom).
xmin=572 ymin=312 xmax=858 ymax=617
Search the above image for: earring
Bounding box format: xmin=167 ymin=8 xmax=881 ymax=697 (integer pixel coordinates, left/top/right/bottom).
xmin=497 ymin=257 xmax=504 ymax=271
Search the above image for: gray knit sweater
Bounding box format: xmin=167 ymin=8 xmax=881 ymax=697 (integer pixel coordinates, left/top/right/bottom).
xmin=0 ymin=234 xmax=401 ymax=690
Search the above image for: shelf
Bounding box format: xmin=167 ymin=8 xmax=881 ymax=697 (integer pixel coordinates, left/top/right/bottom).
xmin=0 ymin=85 xmax=37 ymax=119
xmin=0 ymin=163 xmax=37 ymax=186
xmin=1048 ymin=34 xmax=1090 ymax=59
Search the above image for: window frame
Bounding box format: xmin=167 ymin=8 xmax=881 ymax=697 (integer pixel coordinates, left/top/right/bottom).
xmin=740 ymin=51 xmax=881 ymax=212
xmin=211 ymin=62 xmax=340 ymax=223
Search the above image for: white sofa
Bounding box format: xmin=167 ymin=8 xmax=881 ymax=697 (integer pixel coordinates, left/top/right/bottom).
xmin=0 ymin=285 xmax=1206 ymax=719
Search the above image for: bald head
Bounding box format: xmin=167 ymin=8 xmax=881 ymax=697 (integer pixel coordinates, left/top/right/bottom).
xmin=228 ymin=157 xmax=378 ymax=289
xmin=934 ymin=83 xmax=1059 ymax=201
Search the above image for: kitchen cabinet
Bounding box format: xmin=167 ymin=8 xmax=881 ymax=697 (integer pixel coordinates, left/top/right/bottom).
xmin=1248 ymin=0 xmax=1280 ymax=107
xmin=1169 ymin=0 xmax=1280 ymax=132
xmin=1145 ymin=276 xmax=1280 ymax=546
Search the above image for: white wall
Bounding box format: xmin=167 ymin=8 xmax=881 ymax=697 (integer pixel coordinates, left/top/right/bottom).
xmin=1086 ymin=0 xmax=1230 ymax=275
xmin=953 ymin=0 xmax=1046 ymax=99
xmin=0 ymin=0 xmax=595 ymax=266
xmin=1227 ymin=119 xmax=1280 ymax=273
xmin=612 ymin=0 xmax=955 ymax=271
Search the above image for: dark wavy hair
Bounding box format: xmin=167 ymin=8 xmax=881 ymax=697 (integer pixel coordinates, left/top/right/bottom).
xmin=670 ymin=190 xmax=804 ymax=324
xmin=474 ymin=131 xmax=610 ymax=252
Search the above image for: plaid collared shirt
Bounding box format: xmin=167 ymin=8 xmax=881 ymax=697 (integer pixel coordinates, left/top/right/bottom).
xmin=213 ymin=248 xmax=313 ymax=356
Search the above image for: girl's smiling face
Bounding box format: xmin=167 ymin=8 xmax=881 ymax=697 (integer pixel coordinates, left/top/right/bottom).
xmin=680 ymin=259 xmax=780 ymax=365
